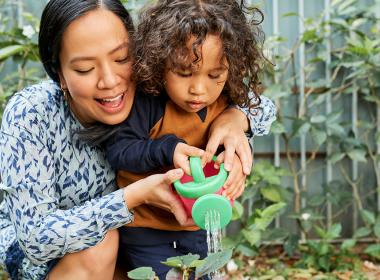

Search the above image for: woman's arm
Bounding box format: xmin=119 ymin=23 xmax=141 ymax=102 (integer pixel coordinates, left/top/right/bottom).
xmin=206 ymin=95 xmax=277 ymax=174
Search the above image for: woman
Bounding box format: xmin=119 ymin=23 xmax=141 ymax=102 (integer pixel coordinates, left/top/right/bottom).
xmin=0 ymin=0 xmax=276 ymax=279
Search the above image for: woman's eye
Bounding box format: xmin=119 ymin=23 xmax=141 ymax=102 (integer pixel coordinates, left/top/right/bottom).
xmin=115 ymin=56 xmax=130 ymax=64
xmin=75 ymin=68 xmax=93 ymax=74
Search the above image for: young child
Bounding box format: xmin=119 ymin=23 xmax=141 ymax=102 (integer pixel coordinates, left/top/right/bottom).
xmin=105 ymin=0 xmax=275 ymax=277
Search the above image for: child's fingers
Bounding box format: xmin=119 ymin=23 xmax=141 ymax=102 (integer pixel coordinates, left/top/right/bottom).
xmin=184 ymin=145 xmax=205 ymax=157
xmin=201 ymin=151 xmax=213 ymax=167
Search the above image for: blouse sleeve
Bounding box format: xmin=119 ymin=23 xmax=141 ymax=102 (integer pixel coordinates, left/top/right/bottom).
xmin=0 ymin=94 xmax=133 ymax=265
xmin=235 ymin=94 xmax=277 ymax=137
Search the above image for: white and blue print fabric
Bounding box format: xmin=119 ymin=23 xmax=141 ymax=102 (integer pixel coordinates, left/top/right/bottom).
xmin=0 ymin=81 xmax=134 ymax=280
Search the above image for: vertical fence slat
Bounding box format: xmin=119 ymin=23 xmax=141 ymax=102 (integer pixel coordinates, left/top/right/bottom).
xmin=272 ymin=0 xmax=281 ymax=228
xmin=376 ymin=7 xmax=380 ymax=213
xmin=298 ymin=1 xmax=307 ymax=235
xmin=324 ymin=0 xmax=333 ymax=230
xmin=352 ymin=87 xmax=358 ymax=231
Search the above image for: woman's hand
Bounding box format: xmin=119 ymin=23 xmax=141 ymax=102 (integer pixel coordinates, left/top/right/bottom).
xmin=204 ymin=107 xmax=253 ymax=175
xmin=173 ymin=143 xmax=204 ymax=175
xmin=215 ymin=151 xmax=246 ymax=200
xmin=123 ymin=168 xmax=194 ymax=227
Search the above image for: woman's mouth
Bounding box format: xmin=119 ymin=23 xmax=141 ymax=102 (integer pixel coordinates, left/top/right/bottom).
xmin=95 ymin=92 xmax=126 ymax=113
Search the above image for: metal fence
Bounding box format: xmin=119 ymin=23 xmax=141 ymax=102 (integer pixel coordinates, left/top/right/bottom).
xmin=1 ymin=0 xmax=379 ymax=238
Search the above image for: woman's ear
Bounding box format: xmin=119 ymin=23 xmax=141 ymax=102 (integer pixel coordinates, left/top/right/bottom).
xmin=58 ymin=70 xmax=67 ymax=90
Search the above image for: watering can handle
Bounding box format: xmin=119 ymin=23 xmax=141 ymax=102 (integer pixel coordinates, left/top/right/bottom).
xmin=189 ymin=157 xmax=206 ymax=183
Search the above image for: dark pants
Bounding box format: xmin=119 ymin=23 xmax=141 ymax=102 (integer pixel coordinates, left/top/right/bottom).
xmin=118 ymin=227 xmax=208 ymax=280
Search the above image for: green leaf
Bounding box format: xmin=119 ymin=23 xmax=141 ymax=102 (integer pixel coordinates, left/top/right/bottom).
xmin=231 ymin=200 xmax=244 ymax=220
xmin=284 ymin=234 xmax=299 ymax=257
xmin=347 ymin=149 xmax=367 ymax=162
xmin=270 ymin=120 xmax=286 ymax=134
xmin=341 ymin=239 xmax=356 ymax=250
xmin=236 ymin=244 xmax=257 ymax=257
xmin=0 ymin=45 xmax=25 ymax=61
xmin=374 ymin=216 xmax=380 ymax=239
xmin=365 ymin=244 xmax=380 ymax=259
xmin=360 ymin=209 xmax=375 ymax=225
xmin=327 ymin=223 xmax=342 ymax=240
xmin=128 ymin=267 xmax=156 ymax=280
xmin=261 ymin=202 xmax=286 ymax=218
xmin=329 ymin=153 xmax=345 ymax=164
xmin=160 ymin=258 xmax=182 ymax=268
xmin=242 ymin=228 xmax=261 ymax=246
xmin=260 ymin=185 xmax=283 ymax=202
xmin=310 ymin=115 xmax=326 ymax=123
xmin=353 ymin=227 xmax=372 ymax=238
xmin=195 ymin=249 xmax=232 ymax=278
xmin=311 ymin=127 xmax=327 ymax=146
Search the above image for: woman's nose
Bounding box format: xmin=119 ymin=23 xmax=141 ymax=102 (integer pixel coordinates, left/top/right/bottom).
xmin=98 ymin=65 xmax=119 ymax=89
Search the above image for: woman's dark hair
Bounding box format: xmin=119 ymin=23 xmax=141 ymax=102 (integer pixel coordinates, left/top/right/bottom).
xmin=134 ymin=0 xmax=265 ymax=109
xmin=39 ymin=0 xmax=134 ymax=83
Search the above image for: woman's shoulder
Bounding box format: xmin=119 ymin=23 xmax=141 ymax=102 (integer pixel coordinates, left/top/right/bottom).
xmin=3 ymin=80 xmax=63 ymax=122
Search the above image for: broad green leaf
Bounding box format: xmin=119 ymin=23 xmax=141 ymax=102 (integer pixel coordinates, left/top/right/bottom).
xmin=260 ymin=185 xmax=283 ymax=202
xmin=360 ymin=209 xmax=375 ymax=225
xmin=374 ymin=216 xmax=380 ymax=239
xmin=261 ymin=202 xmax=286 ymax=218
xmin=311 ymin=127 xmax=327 ymax=146
xmin=327 ymin=223 xmax=342 ymax=240
xmin=0 ymin=45 xmax=24 ymax=61
xmin=365 ymin=244 xmax=380 ymax=259
xmin=347 ymin=149 xmax=367 ymax=162
xmin=165 ymin=268 xmax=181 ymax=280
xmin=160 ymin=258 xmax=182 ymax=268
xmin=128 ymin=267 xmax=155 ymax=280
xmin=270 ymin=120 xmax=286 ymax=134
xmin=341 ymin=239 xmax=356 ymax=250
xmin=195 ymin=249 xmax=232 ymax=278
xmin=284 ymin=234 xmax=299 ymax=257
xmin=329 ymin=153 xmax=345 ymax=164
xmin=242 ymin=228 xmax=261 ymax=246
xmin=353 ymin=227 xmax=372 ymax=238
xmin=310 ymin=115 xmax=326 ymax=123
xmin=236 ymin=244 xmax=257 ymax=257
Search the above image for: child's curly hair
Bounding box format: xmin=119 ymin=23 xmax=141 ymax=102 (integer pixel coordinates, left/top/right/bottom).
xmin=133 ymin=0 xmax=265 ymax=108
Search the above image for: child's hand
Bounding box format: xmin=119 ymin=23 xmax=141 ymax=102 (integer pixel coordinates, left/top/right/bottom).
xmin=173 ymin=143 xmax=204 ymax=175
xmin=215 ymin=151 xmax=247 ymax=200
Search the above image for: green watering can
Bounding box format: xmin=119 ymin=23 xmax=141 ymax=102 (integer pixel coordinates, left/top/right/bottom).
xmin=173 ymin=156 xmax=233 ymax=230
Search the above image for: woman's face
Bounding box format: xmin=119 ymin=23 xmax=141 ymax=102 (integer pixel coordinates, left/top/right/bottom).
xmin=59 ymin=8 xmax=135 ymax=125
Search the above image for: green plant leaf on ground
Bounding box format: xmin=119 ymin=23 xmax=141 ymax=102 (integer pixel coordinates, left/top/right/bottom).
xmin=195 ymin=249 xmax=232 ymax=278
xmin=127 ymin=267 xmax=156 ymax=280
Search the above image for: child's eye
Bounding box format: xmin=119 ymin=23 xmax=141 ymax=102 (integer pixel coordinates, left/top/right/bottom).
xmin=175 ymin=71 xmax=192 ymax=77
xmin=115 ymin=56 xmax=130 ymax=64
xmin=209 ymin=74 xmax=222 ymax=79
xmin=75 ymin=68 xmax=94 ymax=74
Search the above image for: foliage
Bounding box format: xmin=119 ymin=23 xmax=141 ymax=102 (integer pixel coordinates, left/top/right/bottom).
xmin=127 ymin=250 xmax=232 ymax=280
xmin=0 ymin=1 xmax=43 ymax=122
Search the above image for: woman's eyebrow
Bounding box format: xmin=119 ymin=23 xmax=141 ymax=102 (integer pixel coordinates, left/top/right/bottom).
xmin=69 ymin=42 xmax=129 ymax=64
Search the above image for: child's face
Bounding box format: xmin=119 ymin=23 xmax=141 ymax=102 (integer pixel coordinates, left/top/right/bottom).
xmin=164 ymin=35 xmax=228 ymax=113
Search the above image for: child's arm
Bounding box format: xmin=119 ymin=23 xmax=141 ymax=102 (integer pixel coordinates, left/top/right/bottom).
xmin=105 ymin=93 xmax=179 ymax=173
xmin=105 ymin=93 xmax=203 ymax=174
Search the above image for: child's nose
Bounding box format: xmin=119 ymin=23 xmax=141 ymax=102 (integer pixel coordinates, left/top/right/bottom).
xmin=189 ymin=81 xmax=206 ymax=96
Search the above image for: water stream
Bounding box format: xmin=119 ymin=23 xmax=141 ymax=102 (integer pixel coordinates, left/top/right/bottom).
xmin=205 ymin=210 xmax=223 ymax=279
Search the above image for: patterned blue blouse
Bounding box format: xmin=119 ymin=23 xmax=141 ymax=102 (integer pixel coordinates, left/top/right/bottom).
xmin=0 ymin=80 xmax=276 ymax=279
